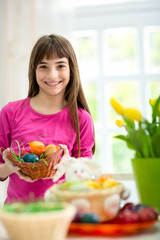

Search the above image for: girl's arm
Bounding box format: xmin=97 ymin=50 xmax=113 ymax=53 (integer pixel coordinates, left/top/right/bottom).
xmin=0 ymin=108 xmax=11 ymax=180
xmin=0 ymin=149 xmax=19 ymax=179
xmin=0 ymin=108 xmax=34 ymax=182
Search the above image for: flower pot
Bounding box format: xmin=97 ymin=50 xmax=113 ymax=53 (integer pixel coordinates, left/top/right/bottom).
xmin=132 ymin=158 xmax=160 ymax=213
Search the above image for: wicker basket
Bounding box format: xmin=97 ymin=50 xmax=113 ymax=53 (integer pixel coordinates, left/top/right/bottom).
xmin=50 ymin=183 xmax=125 ymax=222
xmin=7 ymin=149 xmax=63 ymax=180
xmin=0 ymin=202 xmax=76 ymax=240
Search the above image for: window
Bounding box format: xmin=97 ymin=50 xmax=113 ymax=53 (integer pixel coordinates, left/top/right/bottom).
xmin=71 ymin=0 xmax=160 ymax=174
xmin=103 ymin=28 xmax=139 ymax=76
xmin=144 ymin=26 xmax=160 ymax=74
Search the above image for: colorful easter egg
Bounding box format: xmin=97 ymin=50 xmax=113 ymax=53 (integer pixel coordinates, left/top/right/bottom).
xmin=29 ymin=141 xmax=45 ymax=157
xmin=45 ymin=144 xmax=59 ymax=157
xmin=22 ymin=153 xmax=40 ymax=163
xmin=80 ymin=213 xmax=100 ymax=224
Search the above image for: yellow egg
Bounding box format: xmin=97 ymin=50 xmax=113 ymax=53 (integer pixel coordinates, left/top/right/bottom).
xmin=45 ymin=144 xmax=59 ymax=157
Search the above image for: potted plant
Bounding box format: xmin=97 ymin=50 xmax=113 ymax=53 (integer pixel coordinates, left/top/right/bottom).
xmin=110 ymin=96 xmax=160 ymax=213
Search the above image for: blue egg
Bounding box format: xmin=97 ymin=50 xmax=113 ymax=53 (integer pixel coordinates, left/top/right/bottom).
xmin=22 ymin=153 xmax=40 ymax=163
xmin=80 ymin=213 xmax=100 ymax=224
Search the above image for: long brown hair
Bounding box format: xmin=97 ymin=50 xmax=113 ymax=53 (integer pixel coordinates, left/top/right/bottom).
xmin=28 ymin=34 xmax=95 ymax=156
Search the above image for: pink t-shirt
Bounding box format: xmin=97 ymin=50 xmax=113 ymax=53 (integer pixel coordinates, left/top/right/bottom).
xmin=0 ymin=98 xmax=94 ymax=203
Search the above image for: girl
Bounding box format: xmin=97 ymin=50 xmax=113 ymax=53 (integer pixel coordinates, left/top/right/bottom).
xmin=0 ymin=34 xmax=95 ymax=203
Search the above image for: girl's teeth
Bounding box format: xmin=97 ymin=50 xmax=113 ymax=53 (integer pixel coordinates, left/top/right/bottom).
xmin=47 ymin=82 xmax=59 ymax=85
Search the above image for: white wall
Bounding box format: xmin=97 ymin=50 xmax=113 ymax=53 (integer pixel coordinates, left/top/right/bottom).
xmin=0 ymin=0 xmax=74 ymax=109
xmin=0 ymin=179 xmax=8 ymax=206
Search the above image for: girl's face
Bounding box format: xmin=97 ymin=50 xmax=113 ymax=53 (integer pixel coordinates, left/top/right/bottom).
xmin=36 ymin=56 xmax=70 ymax=98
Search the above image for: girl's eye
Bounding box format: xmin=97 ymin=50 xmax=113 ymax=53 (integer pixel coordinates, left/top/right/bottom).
xmin=58 ymin=64 xmax=65 ymax=69
xmin=39 ymin=65 xmax=47 ymax=69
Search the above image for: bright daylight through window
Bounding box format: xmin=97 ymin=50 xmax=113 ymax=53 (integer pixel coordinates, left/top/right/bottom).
xmin=71 ymin=0 xmax=160 ymax=174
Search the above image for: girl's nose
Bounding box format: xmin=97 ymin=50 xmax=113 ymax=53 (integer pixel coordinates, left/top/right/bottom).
xmin=48 ymin=68 xmax=58 ymax=79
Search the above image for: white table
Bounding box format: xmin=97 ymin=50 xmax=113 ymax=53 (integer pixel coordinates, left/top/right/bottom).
xmin=0 ymin=221 xmax=160 ymax=240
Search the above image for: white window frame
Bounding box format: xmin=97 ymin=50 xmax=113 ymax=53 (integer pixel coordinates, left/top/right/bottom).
xmin=72 ymin=0 xmax=160 ymax=179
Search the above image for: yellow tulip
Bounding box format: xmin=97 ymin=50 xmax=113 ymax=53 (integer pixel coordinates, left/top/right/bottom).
xmin=110 ymin=98 xmax=125 ymax=115
xmin=149 ymin=98 xmax=160 ymax=112
xmin=124 ymin=108 xmax=142 ymax=121
xmin=149 ymin=99 xmax=157 ymax=106
xmin=115 ymin=119 xmax=126 ymax=128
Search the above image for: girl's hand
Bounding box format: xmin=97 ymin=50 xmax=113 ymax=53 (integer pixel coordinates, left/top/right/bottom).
xmin=2 ymin=148 xmax=35 ymax=182
xmin=53 ymin=144 xmax=71 ymax=182
xmin=2 ymin=148 xmax=20 ymax=175
xmin=16 ymin=171 xmax=36 ymax=183
xmin=59 ymin=144 xmax=70 ymax=162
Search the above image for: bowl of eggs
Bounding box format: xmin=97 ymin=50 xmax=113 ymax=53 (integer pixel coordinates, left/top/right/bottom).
xmin=47 ymin=174 xmax=128 ymax=222
xmin=6 ymin=140 xmax=63 ymax=180
xmin=46 ymin=159 xmax=129 ymax=223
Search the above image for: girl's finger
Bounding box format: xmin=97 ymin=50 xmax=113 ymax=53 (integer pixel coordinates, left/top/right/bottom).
xmin=54 ymin=157 xmax=70 ymax=170
xmin=54 ymin=164 xmax=59 ymax=170
xmin=59 ymin=144 xmax=69 ymax=155
xmin=53 ymin=169 xmax=62 ymax=182
xmin=2 ymin=148 xmax=10 ymax=159
xmin=59 ymin=144 xmax=67 ymax=149
xmin=16 ymin=170 xmax=34 ymax=182
xmin=16 ymin=166 xmax=21 ymax=171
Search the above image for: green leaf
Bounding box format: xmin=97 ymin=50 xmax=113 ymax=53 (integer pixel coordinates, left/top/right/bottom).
xmin=134 ymin=151 xmax=143 ymax=158
xmin=128 ymin=130 xmax=144 ymax=156
xmin=114 ymin=134 xmax=128 ymax=141
xmin=138 ymin=130 xmax=150 ymax=157
xmin=114 ymin=134 xmax=142 ymax=157
xmin=152 ymin=96 xmax=160 ymax=122
xmin=152 ymin=133 xmax=160 ymax=157
xmin=142 ymin=119 xmax=157 ymax=137
xmin=122 ymin=115 xmax=135 ymax=129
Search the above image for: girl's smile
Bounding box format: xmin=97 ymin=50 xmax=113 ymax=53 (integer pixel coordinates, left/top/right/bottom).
xmin=45 ymin=81 xmax=62 ymax=86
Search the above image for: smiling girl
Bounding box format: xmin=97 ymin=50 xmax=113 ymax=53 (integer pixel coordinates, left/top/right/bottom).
xmin=0 ymin=34 xmax=95 ymax=204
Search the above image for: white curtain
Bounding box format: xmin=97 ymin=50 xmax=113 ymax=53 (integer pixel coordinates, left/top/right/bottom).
xmin=0 ymin=0 xmax=74 ymax=109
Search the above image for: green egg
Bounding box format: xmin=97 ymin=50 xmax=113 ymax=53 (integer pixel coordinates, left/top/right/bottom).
xmin=80 ymin=213 xmax=100 ymax=224
xmin=22 ymin=153 xmax=39 ymax=163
